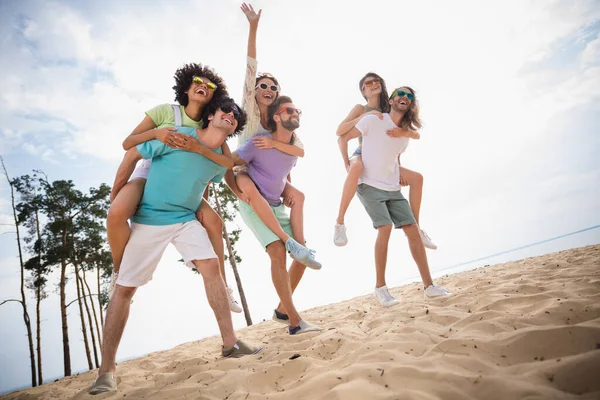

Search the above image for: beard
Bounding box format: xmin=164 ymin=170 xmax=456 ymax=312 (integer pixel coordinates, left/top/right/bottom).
xmin=281 ymin=118 xmax=300 ymax=131
xmin=392 ymin=102 xmax=409 ymax=113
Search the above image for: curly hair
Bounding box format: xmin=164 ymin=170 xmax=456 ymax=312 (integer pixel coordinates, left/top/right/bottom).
xmin=389 ymin=86 xmax=423 ymax=130
xmin=172 ymin=63 xmax=229 ymax=106
xmin=201 ymin=97 xmax=247 ymax=138
xmin=358 ymin=72 xmax=391 ymax=113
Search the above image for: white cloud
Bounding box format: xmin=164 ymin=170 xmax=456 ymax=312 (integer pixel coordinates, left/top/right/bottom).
xmin=1 ymin=0 xmax=600 ymax=393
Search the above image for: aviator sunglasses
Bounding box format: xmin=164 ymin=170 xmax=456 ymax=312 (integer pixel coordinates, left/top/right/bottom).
xmin=192 ymin=76 xmax=217 ymax=90
xmin=362 ymin=78 xmax=381 ymax=89
xmin=390 ymin=89 xmax=415 ymax=101
xmin=275 ymin=106 xmax=302 ymax=116
xmin=256 ymin=83 xmax=279 ymax=92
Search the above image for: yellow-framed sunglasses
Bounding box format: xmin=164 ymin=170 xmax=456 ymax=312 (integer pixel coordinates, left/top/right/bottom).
xmin=192 ymin=76 xmax=217 ymax=91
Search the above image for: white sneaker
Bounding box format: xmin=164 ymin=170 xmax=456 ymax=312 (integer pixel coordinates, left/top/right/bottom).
xmin=424 ymin=284 xmax=452 ymax=298
xmin=420 ymin=229 xmax=437 ymax=250
xmin=108 ymin=271 xmax=118 ymax=301
xmin=374 ymin=285 xmax=400 ymax=307
xmin=227 ymin=286 xmax=243 ymax=313
xmin=334 ymin=223 xmax=348 ymax=247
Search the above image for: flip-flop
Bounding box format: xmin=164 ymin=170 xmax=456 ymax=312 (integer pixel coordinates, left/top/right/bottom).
xmin=88 ymin=373 xmax=117 ymax=395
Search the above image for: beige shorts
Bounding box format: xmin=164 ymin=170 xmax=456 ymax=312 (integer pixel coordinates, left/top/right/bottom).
xmin=117 ymin=220 xmax=217 ymax=287
xmin=129 ymin=159 xmax=152 ymax=181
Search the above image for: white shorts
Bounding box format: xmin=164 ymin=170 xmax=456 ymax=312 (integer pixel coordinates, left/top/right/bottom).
xmin=129 ymin=159 xmax=152 ymax=181
xmin=117 ymin=220 xmax=217 ymax=287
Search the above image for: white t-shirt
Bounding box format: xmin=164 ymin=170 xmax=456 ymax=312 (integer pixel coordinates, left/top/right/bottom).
xmin=356 ymin=114 xmax=410 ymax=191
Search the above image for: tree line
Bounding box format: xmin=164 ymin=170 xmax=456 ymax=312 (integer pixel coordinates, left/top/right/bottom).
xmin=0 ymin=156 xmax=251 ymax=388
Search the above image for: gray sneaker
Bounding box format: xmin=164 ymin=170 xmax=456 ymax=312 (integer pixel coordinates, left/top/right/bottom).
xmin=289 ymin=320 xmax=323 ymax=335
xmin=222 ymin=339 xmax=264 ymax=358
xmin=285 ymin=238 xmax=322 ymax=270
xmin=89 ymin=374 xmax=117 ymax=395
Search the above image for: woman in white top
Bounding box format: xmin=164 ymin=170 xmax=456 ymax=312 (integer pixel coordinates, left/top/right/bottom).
xmin=234 ymin=3 xmax=314 ymax=298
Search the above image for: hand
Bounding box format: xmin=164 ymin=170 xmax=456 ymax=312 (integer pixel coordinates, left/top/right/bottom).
xmin=253 ymin=136 xmax=275 ymax=149
xmin=386 ymin=127 xmax=411 ymax=138
xmin=367 ymin=110 xmax=384 ymax=120
xmin=400 ymin=174 xmax=409 ymax=186
xmin=344 ymin=161 xmax=351 ymax=173
xmin=196 ymin=209 xmax=203 ymax=223
xmin=241 ymin=3 xmax=261 ymax=25
xmin=110 ymin=187 xmax=118 ymax=203
xmin=168 ymin=132 xmax=202 ymax=153
xmin=154 ymin=127 xmax=179 ymax=144
xmin=283 ymin=192 xmax=295 ymax=207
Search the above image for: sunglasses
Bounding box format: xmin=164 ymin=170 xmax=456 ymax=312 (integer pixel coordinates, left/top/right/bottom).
xmin=275 ymin=106 xmax=302 ymax=116
xmin=390 ymin=89 xmax=415 ymax=101
xmin=220 ymin=104 xmax=241 ymax=121
xmin=363 ymin=78 xmax=381 ymax=89
xmin=256 ymin=83 xmax=279 ymax=92
xmin=192 ymin=76 xmax=217 ymax=91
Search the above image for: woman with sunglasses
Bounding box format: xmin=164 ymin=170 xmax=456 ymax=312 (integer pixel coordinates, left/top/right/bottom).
xmin=106 ymin=63 xmax=245 ymax=313
xmin=234 ymin=3 xmax=316 ymax=267
xmin=333 ymin=73 xmax=437 ymax=250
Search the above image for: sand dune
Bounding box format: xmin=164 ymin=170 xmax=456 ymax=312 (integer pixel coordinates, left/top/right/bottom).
xmin=4 ymin=244 xmax=600 ymax=399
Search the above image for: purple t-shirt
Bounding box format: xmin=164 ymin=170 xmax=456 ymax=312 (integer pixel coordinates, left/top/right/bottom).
xmin=236 ymin=133 xmax=297 ymax=206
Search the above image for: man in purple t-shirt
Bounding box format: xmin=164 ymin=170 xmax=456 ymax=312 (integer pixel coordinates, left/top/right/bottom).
xmin=225 ymin=96 xmax=322 ymax=335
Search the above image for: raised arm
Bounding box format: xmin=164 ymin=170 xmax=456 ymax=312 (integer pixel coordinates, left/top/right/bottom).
xmin=242 ymin=3 xmax=261 ymax=59
xmin=238 ymin=3 xmax=262 ymax=146
xmin=338 ymin=127 xmax=362 ymax=170
xmin=336 ymin=104 xmax=383 ymax=136
xmin=122 ymin=115 xmax=179 ymax=150
xmin=110 ymin=148 xmax=143 ymax=202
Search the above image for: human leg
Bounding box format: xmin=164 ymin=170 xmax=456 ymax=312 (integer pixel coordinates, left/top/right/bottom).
xmin=334 ymin=155 xmax=364 ymax=246
xmin=106 ymin=179 xmax=145 ymax=273
xmin=400 ymin=166 xmax=437 ymax=249
xmin=236 ymin=172 xmax=291 ymax=242
xmin=198 ymin=200 xmax=242 ymax=313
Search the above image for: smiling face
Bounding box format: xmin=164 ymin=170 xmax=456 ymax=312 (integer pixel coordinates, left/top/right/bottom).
xmin=274 ymin=102 xmax=301 ymax=131
xmin=361 ymin=76 xmax=383 ymax=99
xmin=255 ymin=77 xmax=278 ymax=107
xmin=186 ymin=76 xmax=216 ymax=105
xmin=389 ymin=87 xmax=414 ymax=113
xmin=208 ymin=107 xmax=239 ymax=135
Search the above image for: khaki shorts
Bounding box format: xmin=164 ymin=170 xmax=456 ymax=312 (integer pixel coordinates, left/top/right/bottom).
xmin=356 ymin=183 xmax=416 ymax=229
xmin=117 ymin=220 xmax=216 ymax=287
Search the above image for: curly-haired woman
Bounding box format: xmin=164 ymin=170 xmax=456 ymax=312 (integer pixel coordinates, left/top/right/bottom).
xmin=106 ymin=63 xmax=244 ymax=313
xmin=333 ymin=73 xmax=437 ymax=251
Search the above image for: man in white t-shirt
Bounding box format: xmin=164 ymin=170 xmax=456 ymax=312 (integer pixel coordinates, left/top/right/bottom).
xmin=339 ymin=86 xmax=452 ymax=306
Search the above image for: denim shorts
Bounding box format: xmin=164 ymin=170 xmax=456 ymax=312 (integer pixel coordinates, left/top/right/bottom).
xmin=351 ymin=146 xmax=362 ymax=159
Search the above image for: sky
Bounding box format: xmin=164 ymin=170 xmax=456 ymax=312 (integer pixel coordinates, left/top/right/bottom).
xmin=1 ymin=0 xmax=600 ymax=394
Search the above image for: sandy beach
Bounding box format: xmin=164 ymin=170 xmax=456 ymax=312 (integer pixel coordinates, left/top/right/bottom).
xmin=4 ymin=244 xmax=600 ymax=400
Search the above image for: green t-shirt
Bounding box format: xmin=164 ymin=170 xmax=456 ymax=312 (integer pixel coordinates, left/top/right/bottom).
xmin=132 ymin=126 xmax=226 ymax=226
xmin=145 ymin=104 xmax=204 ymax=129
